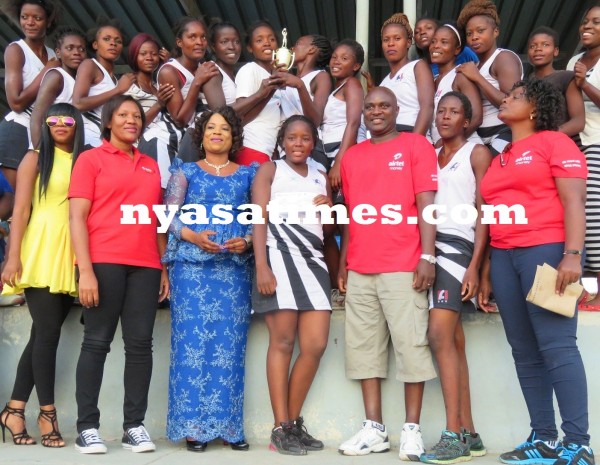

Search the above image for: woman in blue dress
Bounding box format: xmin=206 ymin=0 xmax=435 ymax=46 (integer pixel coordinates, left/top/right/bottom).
xmin=163 ymin=106 xmax=256 ymax=452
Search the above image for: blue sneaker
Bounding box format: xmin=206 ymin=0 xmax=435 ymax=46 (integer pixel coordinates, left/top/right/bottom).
xmin=499 ymin=433 xmax=560 ymax=465
xmin=555 ymin=443 xmax=595 ymax=465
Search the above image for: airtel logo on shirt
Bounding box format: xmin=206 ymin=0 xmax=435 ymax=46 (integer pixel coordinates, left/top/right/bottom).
xmin=388 ymin=153 xmax=405 ymax=170
xmin=515 ymin=150 xmax=533 ymax=166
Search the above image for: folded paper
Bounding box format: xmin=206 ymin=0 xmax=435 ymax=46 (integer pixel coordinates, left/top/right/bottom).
xmin=526 ymin=263 xmax=583 ymax=318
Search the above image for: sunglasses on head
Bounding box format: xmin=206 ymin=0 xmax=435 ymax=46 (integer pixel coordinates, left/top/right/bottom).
xmin=45 ymin=116 xmax=76 ymax=128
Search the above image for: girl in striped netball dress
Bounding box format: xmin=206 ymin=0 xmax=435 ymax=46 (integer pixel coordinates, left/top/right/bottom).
xmin=252 ymin=115 xmax=332 ymax=455
xmin=421 ymin=91 xmax=491 ymax=464
xmin=428 ymin=24 xmax=483 ymax=145
xmin=176 ymin=20 xmax=242 ymax=163
xmin=456 ymin=0 xmax=522 ymax=156
xmin=568 ymin=4 xmax=600 ymax=309
xmin=29 ymin=27 xmax=87 ymax=149
xmin=0 ymin=0 xmax=58 ymax=189
xmin=378 ymin=13 xmax=434 ymax=135
xmin=138 ymin=17 xmax=225 ymax=188
xmin=72 ymin=20 xmax=135 ymax=149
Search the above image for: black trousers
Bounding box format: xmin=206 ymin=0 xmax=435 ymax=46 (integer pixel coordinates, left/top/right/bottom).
xmin=75 ymin=263 xmax=160 ymax=432
xmin=11 ymin=288 xmax=73 ymax=406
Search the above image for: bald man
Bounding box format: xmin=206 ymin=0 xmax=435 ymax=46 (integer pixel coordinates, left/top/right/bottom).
xmin=338 ymin=87 xmax=438 ymax=459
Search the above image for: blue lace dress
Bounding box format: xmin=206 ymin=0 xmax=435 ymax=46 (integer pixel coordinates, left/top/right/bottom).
xmin=163 ymin=158 xmax=257 ymax=443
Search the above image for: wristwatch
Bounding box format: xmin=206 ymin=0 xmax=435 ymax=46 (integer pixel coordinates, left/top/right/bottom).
xmin=420 ymin=254 xmax=436 ymax=264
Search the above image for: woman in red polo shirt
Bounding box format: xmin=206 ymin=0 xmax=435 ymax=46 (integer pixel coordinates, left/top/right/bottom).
xmin=479 ymin=79 xmax=593 ymax=465
xmin=69 ymin=95 xmax=168 ymax=455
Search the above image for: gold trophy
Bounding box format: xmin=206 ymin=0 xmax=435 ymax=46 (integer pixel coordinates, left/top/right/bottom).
xmin=272 ymin=28 xmax=295 ymax=70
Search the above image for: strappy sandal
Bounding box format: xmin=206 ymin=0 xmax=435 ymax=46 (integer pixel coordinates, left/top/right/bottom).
xmin=37 ymin=408 xmax=65 ymax=448
xmin=0 ymin=403 xmax=36 ymax=445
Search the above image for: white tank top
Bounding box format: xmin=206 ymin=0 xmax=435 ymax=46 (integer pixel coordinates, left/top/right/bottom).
xmin=124 ymin=83 xmax=158 ymax=116
xmin=435 ymin=141 xmax=477 ymax=242
xmin=478 ymin=48 xmax=523 ymax=128
xmin=380 ymin=60 xmax=421 ymax=127
xmin=321 ymin=81 xmax=348 ymax=145
xmin=41 ymin=67 xmax=75 ymax=104
xmin=568 ymin=52 xmax=600 ymax=146
xmin=267 ymin=159 xmax=327 ymax=252
xmin=430 ymin=67 xmax=458 ymax=143
xmin=81 ymin=58 xmax=117 ymax=147
xmin=162 ymin=58 xmax=209 ymax=127
xmin=280 ymin=69 xmax=322 ymax=119
xmin=5 ymin=40 xmax=56 ymax=125
xmin=217 ymin=64 xmax=237 ymax=106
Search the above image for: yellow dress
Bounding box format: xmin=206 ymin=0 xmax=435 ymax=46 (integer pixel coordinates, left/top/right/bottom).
xmin=3 ymin=147 xmax=77 ymax=296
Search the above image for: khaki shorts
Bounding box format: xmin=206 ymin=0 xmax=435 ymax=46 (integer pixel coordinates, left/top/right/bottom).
xmin=344 ymin=271 xmax=437 ymax=382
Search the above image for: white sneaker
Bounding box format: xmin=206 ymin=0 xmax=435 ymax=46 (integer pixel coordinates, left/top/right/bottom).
xmin=399 ymin=423 xmax=425 ymax=461
xmin=122 ymin=425 xmax=156 ymax=453
xmin=338 ymin=420 xmax=391 ymax=456
xmin=75 ymin=428 xmax=107 ymax=454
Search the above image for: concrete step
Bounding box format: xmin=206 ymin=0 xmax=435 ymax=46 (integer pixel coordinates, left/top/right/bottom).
xmin=1 ymin=306 xmax=599 ymax=457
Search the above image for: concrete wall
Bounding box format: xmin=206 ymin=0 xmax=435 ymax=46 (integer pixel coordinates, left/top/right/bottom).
xmin=1 ymin=307 xmax=598 ymax=451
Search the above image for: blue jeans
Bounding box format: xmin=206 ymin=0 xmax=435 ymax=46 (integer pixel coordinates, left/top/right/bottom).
xmin=490 ymin=243 xmax=589 ymax=445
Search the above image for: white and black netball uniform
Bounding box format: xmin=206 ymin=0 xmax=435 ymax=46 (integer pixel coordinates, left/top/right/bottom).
xmin=81 ymin=58 xmax=117 ymax=149
xmin=41 ymin=67 xmax=76 ymax=104
xmin=0 ymin=40 xmax=56 ymax=168
xmin=476 ymin=48 xmax=523 ymax=156
xmin=429 ymin=141 xmax=478 ymax=312
xmin=252 ymin=160 xmax=332 ymax=312
xmin=139 ymin=58 xmax=205 ymax=188
xmin=568 ymin=53 xmax=600 ymax=272
xmin=381 ymin=60 xmax=421 ymax=133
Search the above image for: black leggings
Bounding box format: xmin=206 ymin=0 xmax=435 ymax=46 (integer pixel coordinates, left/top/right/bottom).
xmin=75 ymin=263 xmax=160 ymax=432
xmin=11 ymin=288 xmax=73 ymax=406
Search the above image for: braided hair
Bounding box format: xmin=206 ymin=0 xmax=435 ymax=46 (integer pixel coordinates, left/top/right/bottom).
xmin=308 ymin=35 xmax=332 ymax=69
xmin=457 ymin=0 xmax=500 ymax=30
xmin=381 ymin=12 xmax=413 ymax=42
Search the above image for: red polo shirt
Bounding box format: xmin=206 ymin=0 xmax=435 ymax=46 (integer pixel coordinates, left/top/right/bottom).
xmin=481 ymin=131 xmax=588 ymax=249
xmin=69 ymin=139 xmax=162 ymax=269
xmin=341 ymin=133 xmax=438 ymax=273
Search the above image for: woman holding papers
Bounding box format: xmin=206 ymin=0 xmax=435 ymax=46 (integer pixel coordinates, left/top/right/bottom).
xmin=479 ymin=78 xmax=593 ymax=465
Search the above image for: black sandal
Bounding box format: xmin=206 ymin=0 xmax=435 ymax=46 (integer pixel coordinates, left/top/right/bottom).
xmin=0 ymin=403 xmax=36 ymax=445
xmin=37 ymin=408 xmax=65 ymax=448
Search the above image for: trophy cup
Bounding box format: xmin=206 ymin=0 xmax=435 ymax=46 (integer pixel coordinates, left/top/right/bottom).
xmin=272 ymin=28 xmax=295 ymax=70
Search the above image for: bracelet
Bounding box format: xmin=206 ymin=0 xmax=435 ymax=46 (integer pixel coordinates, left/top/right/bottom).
xmin=242 ymin=235 xmax=253 ymax=248
xmin=563 ymin=249 xmax=582 ymax=255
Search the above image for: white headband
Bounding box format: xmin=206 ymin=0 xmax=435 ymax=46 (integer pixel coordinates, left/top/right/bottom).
xmin=444 ymin=24 xmax=462 ymax=47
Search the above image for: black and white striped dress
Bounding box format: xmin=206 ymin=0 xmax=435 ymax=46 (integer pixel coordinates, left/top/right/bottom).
xmin=252 ymin=160 xmax=331 ymax=312
xmin=568 ymin=54 xmax=600 ymax=272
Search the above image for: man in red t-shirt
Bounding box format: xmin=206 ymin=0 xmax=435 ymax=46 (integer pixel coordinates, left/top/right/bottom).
xmin=337 ymin=87 xmax=438 ymax=459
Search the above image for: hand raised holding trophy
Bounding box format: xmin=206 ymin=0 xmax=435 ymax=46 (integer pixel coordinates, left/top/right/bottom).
xmin=272 ymin=28 xmax=295 ymax=70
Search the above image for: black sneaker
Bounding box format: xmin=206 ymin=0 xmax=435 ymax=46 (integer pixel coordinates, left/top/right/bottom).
xmin=269 ymin=422 xmax=307 ymax=456
xmin=75 ymin=428 xmax=107 ymax=454
xmin=461 ymin=428 xmax=487 ymax=457
xmin=499 ymin=433 xmax=560 ymax=465
xmin=555 ymin=443 xmax=595 ymax=465
xmin=293 ymin=416 xmax=324 ymax=451
xmin=122 ymin=425 xmax=156 ymax=453
xmin=420 ymin=430 xmax=471 ymax=464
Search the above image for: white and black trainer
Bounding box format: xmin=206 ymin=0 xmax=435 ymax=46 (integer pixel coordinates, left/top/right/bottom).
xmin=75 ymin=428 xmax=108 ymax=454
xmin=122 ymin=425 xmax=156 ymax=453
